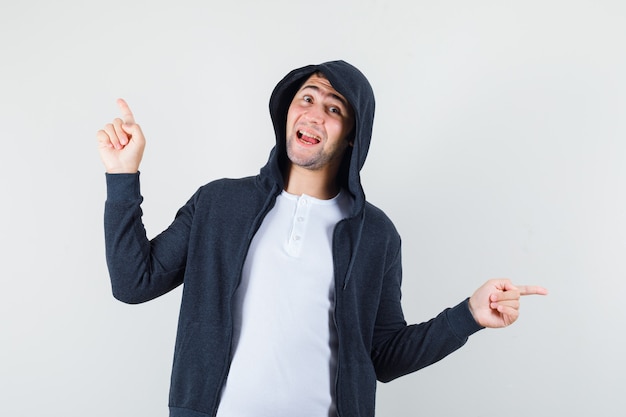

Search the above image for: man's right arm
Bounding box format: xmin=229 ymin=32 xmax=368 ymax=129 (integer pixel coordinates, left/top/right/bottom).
xmin=104 ymin=172 xmax=191 ymax=303
xmin=98 ymin=99 xmax=189 ymax=303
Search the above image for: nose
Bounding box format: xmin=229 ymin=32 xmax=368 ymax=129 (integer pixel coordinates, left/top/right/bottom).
xmin=304 ymin=105 xmax=324 ymax=124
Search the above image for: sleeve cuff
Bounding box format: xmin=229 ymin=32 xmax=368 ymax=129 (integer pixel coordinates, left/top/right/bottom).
xmin=105 ymin=172 xmax=142 ymax=201
xmin=446 ymin=298 xmax=484 ymax=340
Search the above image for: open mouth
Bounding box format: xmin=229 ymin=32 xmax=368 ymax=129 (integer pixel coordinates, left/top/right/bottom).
xmin=297 ymin=130 xmax=321 ymax=145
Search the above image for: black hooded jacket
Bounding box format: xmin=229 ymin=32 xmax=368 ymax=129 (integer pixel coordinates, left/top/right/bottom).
xmin=104 ymin=60 xmax=483 ymax=417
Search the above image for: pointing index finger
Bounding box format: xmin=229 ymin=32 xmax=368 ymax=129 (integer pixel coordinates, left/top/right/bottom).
xmin=117 ymin=98 xmax=136 ymax=125
xmin=518 ymin=285 xmax=549 ymax=296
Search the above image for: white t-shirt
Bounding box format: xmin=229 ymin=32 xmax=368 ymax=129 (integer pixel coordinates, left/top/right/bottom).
xmin=216 ymin=190 xmax=352 ymax=417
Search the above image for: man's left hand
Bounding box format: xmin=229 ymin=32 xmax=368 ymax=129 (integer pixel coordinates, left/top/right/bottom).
xmin=468 ymin=279 xmax=548 ymax=328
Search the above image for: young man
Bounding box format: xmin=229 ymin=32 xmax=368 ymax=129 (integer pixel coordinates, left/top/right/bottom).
xmin=98 ymin=60 xmax=547 ymax=417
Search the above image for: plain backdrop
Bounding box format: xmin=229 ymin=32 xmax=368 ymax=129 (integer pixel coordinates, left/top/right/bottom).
xmin=1 ymin=1 xmax=624 ymax=416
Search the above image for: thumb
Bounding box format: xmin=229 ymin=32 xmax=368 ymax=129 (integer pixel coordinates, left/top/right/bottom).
xmin=121 ymin=122 xmax=145 ymax=143
xmin=494 ymin=279 xmax=518 ymax=292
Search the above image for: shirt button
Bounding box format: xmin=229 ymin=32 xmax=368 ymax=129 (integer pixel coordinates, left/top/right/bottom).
xmin=293 ymin=235 xmax=301 ymax=241
xmin=297 ymin=217 xmax=304 ymax=222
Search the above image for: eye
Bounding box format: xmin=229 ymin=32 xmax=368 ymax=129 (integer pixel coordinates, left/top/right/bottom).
xmin=303 ymin=95 xmax=313 ymax=103
xmin=329 ymin=106 xmax=341 ymax=115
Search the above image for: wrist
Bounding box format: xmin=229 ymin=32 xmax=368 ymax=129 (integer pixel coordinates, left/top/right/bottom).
xmin=467 ymin=295 xmax=480 ymax=324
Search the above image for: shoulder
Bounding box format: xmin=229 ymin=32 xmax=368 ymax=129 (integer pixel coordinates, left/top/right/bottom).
xmin=191 ymin=175 xmax=262 ymax=199
xmin=187 ymin=175 xmax=275 ymax=211
xmin=363 ymin=201 xmax=400 ymax=235
xmin=197 ymin=175 xmax=257 ymax=192
xmin=359 ymin=201 xmax=402 ymax=251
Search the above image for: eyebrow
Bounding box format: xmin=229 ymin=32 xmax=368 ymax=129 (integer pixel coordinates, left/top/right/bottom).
xmin=299 ymin=85 xmax=350 ymax=109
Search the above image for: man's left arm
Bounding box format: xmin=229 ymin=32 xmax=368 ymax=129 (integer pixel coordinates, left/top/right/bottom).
xmin=370 ymin=248 xmax=483 ymax=382
xmin=371 ymin=254 xmax=547 ymax=382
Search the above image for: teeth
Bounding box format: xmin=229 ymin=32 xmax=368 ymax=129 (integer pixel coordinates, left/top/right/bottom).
xmin=298 ymin=130 xmax=321 ymax=141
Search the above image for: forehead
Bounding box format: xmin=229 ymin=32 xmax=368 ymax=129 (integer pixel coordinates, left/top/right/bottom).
xmin=297 ymin=73 xmax=350 ymax=107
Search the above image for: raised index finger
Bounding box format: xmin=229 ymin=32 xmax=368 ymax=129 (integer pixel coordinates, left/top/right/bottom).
xmin=117 ymin=98 xmax=136 ymax=124
xmin=518 ymin=285 xmax=549 ymax=296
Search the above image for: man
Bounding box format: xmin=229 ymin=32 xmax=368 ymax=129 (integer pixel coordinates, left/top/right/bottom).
xmin=97 ymin=60 xmax=547 ymax=417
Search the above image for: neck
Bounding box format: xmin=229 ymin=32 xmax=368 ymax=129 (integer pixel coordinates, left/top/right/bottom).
xmin=283 ymin=163 xmax=340 ymax=200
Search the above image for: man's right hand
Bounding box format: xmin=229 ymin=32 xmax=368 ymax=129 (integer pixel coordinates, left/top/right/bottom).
xmin=97 ymin=98 xmax=146 ymax=173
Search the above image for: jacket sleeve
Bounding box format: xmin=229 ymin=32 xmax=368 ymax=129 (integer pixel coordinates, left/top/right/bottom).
xmin=370 ymin=246 xmax=484 ymax=382
xmin=103 ymin=173 xmax=193 ymax=304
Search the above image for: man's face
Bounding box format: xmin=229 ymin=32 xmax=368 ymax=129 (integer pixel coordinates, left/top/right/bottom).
xmin=285 ymin=73 xmax=355 ymax=172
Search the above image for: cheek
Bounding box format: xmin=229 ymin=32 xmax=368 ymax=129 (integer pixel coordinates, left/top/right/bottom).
xmin=286 ymin=105 xmax=299 ymax=126
xmin=331 ymin=121 xmax=352 ymax=145
xmin=285 ymin=115 xmax=297 ymax=136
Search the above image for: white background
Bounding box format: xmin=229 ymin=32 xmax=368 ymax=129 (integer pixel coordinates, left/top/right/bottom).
xmin=1 ymin=1 xmax=624 ymax=416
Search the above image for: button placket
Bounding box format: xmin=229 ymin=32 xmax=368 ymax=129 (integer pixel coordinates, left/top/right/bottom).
xmin=287 ymin=196 xmax=311 ymax=257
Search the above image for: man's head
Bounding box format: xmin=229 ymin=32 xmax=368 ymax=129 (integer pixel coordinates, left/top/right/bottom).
xmin=267 ymin=60 xmax=374 ymax=203
xmin=285 ymin=72 xmax=355 ymax=174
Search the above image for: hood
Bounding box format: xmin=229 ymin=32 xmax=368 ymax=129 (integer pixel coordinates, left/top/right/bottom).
xmin=261 ymin=60 xmax=376 ymax=216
